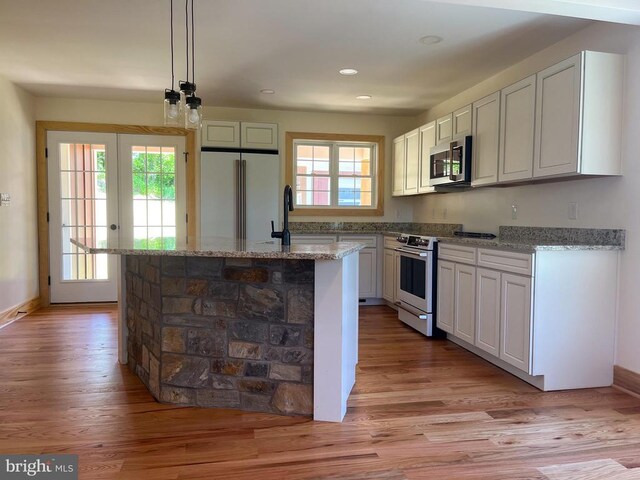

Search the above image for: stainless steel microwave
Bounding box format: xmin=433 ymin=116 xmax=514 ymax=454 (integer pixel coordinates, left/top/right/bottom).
xmin=428 ymin=135 xmax=472 ymax=187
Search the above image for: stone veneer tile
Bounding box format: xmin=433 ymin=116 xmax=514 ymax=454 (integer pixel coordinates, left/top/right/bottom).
xmin=208 ymin=282 xmax=239 ymax=300
xmin=230 ymin=320 xmax=269 ymax=343
xmin=269 ymin=325 xmax=301 ymax=346
xmin=161 ymin=354 xmax=209 ymax=387
xmin=211 ymin=358 xmax=245 ymax=376
xmin=272 ymin=384 xmax=312 ymax=415
xmin=228 ymin=341 xmax=262 ymax=360
xmin=162 ymin=297 xmax=195 ymax=315
xmin=287 ymin=288 xmax=313 ymax=324
xmin=223 ymin=267 xmax=269 ymax=283
xmin=162 ymin=327 xmax=186 ymax=353
xmin=160 ymin=386 xmax=195 ymax=404
xmin=269 ymin=364 xmax=302 ymax=381
xmin=186 ymin=328 xmax=225 ymax=357
xmin=238 ymin=285 xmax=284 ymax=320
xmin=196 ymin=389 xmax=240 ymax=408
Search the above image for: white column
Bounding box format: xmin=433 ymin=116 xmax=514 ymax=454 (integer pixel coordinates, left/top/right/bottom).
xmin=313 ymin=251 xmax=359 ymax=422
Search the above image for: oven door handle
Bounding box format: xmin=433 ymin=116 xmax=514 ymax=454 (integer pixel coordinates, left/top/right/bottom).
xmin=395 ymin=247 xmax=429 ymax=257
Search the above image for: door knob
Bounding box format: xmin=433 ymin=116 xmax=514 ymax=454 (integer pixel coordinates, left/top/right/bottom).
xmin=110 ymin=224 xmax=118 ymax=231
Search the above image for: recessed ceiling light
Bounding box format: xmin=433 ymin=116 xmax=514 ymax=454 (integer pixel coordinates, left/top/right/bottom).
xmin=339 ymin=68 xmax=358 ymax=76
xmin=260 ymin=89 xmax=275 ymax=94
xmin=419 ymin=35 xmax=443 ymax=46
xmin=356 ymin=95 xmax=372 ymax=100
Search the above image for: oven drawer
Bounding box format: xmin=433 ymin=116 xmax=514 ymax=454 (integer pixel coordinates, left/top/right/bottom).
xmin=477 ymin=248 xmax=534 ymax=276
xmin=438 ymin=243 xmax=477 ymax=265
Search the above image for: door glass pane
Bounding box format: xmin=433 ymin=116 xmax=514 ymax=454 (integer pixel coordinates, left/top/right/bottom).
xmin=131 ymin=146 xmax=177 ymax=250
xmin=58 ymin=143 xmax=109 ymax=280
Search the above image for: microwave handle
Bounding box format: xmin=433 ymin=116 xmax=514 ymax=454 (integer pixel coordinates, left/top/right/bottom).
xmin=449 ymin=141 xmax=457 ymax=181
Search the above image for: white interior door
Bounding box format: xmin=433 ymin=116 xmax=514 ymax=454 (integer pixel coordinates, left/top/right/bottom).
xmin=118 ymin=135 xmax=186 ymax=249
xmin=47 ymin=132 xmax=119 ymax=303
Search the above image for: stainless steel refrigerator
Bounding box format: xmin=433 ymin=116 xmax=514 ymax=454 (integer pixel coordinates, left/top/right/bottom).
xmin=200 ymin=149 xmax=280 ymax=241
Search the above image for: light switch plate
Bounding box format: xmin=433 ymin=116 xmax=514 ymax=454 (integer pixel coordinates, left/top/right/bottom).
xmin=0 ymin=193 xmax=10 ymax=207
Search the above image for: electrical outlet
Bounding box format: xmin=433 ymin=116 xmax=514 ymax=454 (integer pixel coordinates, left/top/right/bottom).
xmin=568 ymin=202 xmax=578 ymax=220
xmin=0 ymin=193 xmax=10 ymax=207
xmin=511 ymin=204 xmax=518 ymax=220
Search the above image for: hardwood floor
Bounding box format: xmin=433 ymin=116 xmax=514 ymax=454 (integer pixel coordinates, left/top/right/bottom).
xmin=1 ymin=305 xmax=640 ymax=479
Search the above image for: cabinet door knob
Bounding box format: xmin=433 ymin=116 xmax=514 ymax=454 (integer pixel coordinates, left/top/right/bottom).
xmin=110 ymin=224 xmax=118 ymax=231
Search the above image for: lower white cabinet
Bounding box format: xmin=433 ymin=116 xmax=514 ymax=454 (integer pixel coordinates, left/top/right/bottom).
xmin=500 ymin=273 xmax=532 ymax=372
xmin=437 ymin=242 xmax=618 ymax=391
xmin=436 ymin=260 xmax=455 ymax=334
xmin=383 ymin=248 xmax=395 ymax=302
xmin=475 ymin=268 xmax=501 ymax=357
xmin=453 ymin=263 xmax=476 ymax=343
xmin=292 ymin=233 xmax=380 ymax=299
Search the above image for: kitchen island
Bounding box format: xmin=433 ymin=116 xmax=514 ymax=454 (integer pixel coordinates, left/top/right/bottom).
xmin=79 ymin=237 xmax=364 ymax=422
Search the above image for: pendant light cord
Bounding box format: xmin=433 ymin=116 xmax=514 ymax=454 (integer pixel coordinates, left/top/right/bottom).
xmin=185 ymin=0 xmax=190 ymax=83
xmin=170 ymin=0 xmax=175 ymax=89
xmin=191 ymin=0 xmax=195 ymax=83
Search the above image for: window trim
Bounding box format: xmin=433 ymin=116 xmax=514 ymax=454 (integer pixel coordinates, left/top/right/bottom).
xmin=285 ymin=131 xmax=385 ymax=216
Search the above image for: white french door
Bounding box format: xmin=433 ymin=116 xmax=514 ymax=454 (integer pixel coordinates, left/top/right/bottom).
xmin=48 ymin=132 xmax=119 ymax=303
xmin=118 ymin=135 xmax=186 ymax=250
xmin=48 ymin=132 xmax=186 ymax=303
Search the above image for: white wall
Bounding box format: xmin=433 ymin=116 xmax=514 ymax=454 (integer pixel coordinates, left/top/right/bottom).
xmin=411 ymin=22 xmax=640 ymax=373
xmin=35 ymin=99 xmax=417 ymax=223
xmin=0 ymin=76 xmax=38 ymax=314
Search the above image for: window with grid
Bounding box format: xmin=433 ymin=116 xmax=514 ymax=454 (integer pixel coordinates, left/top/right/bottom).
xmin=131 ymin=145 xmax=177 ymax=249
xmin=289 ymin=134 xmax=382 ymax=213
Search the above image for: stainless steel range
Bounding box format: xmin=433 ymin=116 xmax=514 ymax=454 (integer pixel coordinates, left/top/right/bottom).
xmin=394 ymin=233 xmax=440 ymax=337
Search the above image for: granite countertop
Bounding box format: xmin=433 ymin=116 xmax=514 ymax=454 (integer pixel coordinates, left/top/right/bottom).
xmin=73 ymin=237 xmax=365 ymax=260
xmin=291 ymin=223 xmax=626 ymax=252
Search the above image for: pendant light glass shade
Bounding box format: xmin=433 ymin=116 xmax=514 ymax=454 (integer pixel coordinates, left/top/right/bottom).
xmin=164 ymin=89 xmax=182 ymax=125
xmin=185 ymin=95 xmax=202 ymax=130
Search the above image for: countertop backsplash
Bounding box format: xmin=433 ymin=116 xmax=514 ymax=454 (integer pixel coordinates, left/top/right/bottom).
xmin=289 ymin=222 xmax=462 ymax=237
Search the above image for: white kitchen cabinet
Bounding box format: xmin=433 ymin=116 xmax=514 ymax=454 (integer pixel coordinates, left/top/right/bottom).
xmin=382 ymin=248 xmax=395 ymax=302
xmin=392 ymin=135 xmax=405 ymax=196
xmin=202 ymin=121 xmax=241 ymax=148
xmin=453 ymin=104 xmax=472 ymax=137
xmin=533 ymin=51 xmax=624 ymax=179
xmin=500 ymin=273 xmax=533 ymax=373
xmin=438 ymin=242 xmax=618 ymax=391
xmin=475 ymin=267 xmax=501 ymax=357
xmin=404 ymin=128 xmax=420 ymax=195
xmin=339 ymin=235 xmax=379 ymax=299
xmin=471 ymin=92 xmax=500 ymax=186
xmin=202 ymin=121 xmax=278 ymax=150
xmin=290 ymin=234 xmax=338 ymax=244
xmin=418 ymin=121 xmax=436 ymax=194
xmin=499 ymin=75 xmax=536 ymax=182
xmin=453 ymin=263 xmax=476 ymax=344
xmin=437 ymin=260 xmax=455 ymax=334
xmin=240 ymin=122 xmax=278 ymax=150
xmin=436 ymin=113 xmax=453 ymax=144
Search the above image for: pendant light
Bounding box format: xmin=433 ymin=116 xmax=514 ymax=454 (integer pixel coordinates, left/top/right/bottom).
xmin=181 ymin=0 xmax=202 ymax=130
xmin=163 ymin=0 xmax=182 ymax=125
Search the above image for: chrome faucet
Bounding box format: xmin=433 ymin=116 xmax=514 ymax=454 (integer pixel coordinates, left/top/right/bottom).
xmin=271 ymin=184 xmax=294 ymax=246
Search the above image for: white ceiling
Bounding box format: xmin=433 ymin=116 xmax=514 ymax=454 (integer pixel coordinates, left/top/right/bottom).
xmin=0 ymin=0 xmax=635 ymax=116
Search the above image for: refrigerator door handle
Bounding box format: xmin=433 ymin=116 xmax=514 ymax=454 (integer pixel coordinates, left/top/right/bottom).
xmin=241 ymin=159 xmax=247 ymax=239
xmin=235 ymin=159 xmax=241 ymax=239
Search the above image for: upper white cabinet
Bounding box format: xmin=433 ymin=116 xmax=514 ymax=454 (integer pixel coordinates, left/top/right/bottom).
xmin=241 ymin=122 xmax=278 ymax=150
xmin=418 ymin=121 xmax=436 ymax=194
xmin=392 ymin=135 xmax=406 ymax=196
xmin=471 ymin=92 xmax=500 ymax=186
xmin=499 ymin=75 xmax=536 ymax=182
xmin=404 ymin=128 xmax=420 ymax=195
xmin=202 ymin=121 xmax=278 ymax=150
xmin=202 ymin=121 xmax=241 ymax=148
xmin=392 ymin=128 xmax=420 ymax=196
xmin=436 ymin=113 xmax=453 ymax=144
xmin=533 ymin=51 xmax=624 ymax=178
xmin=453 ymin=104 xmax=473 ymax=137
